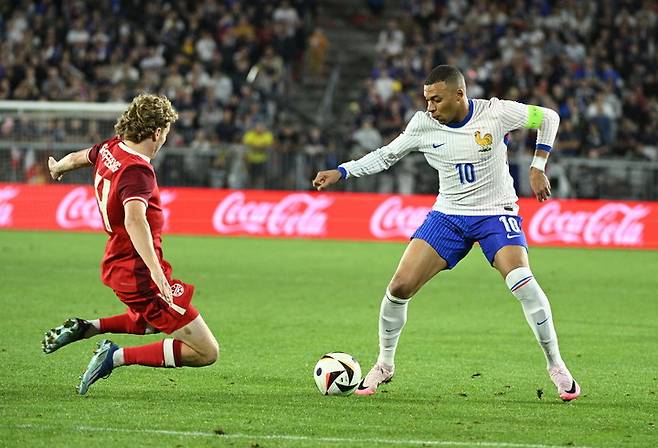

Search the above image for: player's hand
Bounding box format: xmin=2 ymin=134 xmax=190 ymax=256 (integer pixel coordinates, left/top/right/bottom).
xmin=530 ymin=167 xmax=551 ymax=202
xmin=312 ymin=169 xmax=342 ymax=191
xmin=48 ymin=157 xmax=63 ymax=181
xmin=152 ymin=270 xmax=173 ymax=304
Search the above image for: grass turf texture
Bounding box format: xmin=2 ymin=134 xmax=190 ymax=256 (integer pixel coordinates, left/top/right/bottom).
xmin=0 ymin=230 xmax=656 ymax=448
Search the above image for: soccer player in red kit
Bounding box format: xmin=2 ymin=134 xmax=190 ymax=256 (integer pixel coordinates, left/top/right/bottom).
xmin=43 ymin=94 xmax=219 ymax=394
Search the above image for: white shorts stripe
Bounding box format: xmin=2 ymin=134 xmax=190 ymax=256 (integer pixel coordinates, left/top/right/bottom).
xmin=163 ymin=338 xmax=176 ymax=367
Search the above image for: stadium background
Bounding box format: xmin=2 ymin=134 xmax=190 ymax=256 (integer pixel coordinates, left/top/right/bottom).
xmin=1 ymin=0 xmax=657 ymax=194
xmin=1 ymin=1 xmax=657 ymax=448
xmin=1 ymin=0 xmax=657 ymax=248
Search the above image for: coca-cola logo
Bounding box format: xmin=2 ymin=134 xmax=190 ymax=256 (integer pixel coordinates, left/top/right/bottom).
xmin=57 ymin=187 xmax=103 ymax=229
xmin=370 ymin=197 xmax=430 ymax=238
xmin=212 ymin=191 xmax=332 ymax=236
xmin=0 ymin=186 xmax=20 ymax=227
xmin=56 ymin=187 xmax=175 ymax=230
xmin=528 ymin=202 xmax=649 ymax=246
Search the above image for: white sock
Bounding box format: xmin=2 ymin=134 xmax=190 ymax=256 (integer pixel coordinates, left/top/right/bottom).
xmin=112 ymin=348 xmax=125 ymax=367
xmin=377 ymin=289 xmax=409 ymax=368
xmin=506 ymin=267 xmax=564 ymax=369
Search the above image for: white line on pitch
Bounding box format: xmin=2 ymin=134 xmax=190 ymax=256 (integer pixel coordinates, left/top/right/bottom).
xmin=6 ymin=424 xmax=594 ymax=448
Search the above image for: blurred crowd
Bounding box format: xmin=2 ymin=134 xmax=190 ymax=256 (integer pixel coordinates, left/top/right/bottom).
xmin=0 ymin=0 xmax=337 ymax=188
xmin=347 ymin=0 xmax=657 ymax=192
xmin=1 ymin=0 xmax=657 ymax=194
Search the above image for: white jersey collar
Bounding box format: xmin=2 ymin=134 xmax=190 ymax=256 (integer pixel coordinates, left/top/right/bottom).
xmin=119 ymin=141 xmax=151 ymax=162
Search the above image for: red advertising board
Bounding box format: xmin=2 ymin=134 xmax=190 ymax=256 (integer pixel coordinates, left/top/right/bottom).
xmin=1 ymin=182 xmax=657 ymax=249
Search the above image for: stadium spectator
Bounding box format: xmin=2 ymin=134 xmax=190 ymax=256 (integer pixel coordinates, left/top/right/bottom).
xmin=307 ymin=28 xmax=329 ymax=77
xmin=375 ymin=20 xmax=405 ymax=57
xmin=304 ymin=126 xmax=328 ymax=182
xmin=275 ymin=121 xmax=302 ymax=190
xmin=243 ymin=121 xmax=274 ymax=189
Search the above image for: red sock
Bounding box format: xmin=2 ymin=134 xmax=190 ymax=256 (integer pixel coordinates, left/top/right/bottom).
xmin=100 ymin=313 xmax=147 ymax=335
xmin=123 ymin=339 xmax=182 ymax=367
xmin=173 ymin=339 xmax=183 ymax=367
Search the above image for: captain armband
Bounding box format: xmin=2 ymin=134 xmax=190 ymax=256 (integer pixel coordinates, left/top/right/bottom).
xmin=525 ymin=105 xmax=544 ymax=129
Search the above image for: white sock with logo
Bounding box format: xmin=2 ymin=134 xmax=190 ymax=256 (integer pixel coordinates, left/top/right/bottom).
xmin=377 ymin=289 xmax=409 ymax=368
xmin=505 ymin=267 xmax=564 ymax=369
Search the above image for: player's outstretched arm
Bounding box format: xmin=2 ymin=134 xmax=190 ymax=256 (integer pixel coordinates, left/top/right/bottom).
xmin=124 ymin=201 xmax=173 ymax=303
xmin=48 ymin=149 xmax=92 ymax=181
xmin=313 ymin=169 xmax=342 ymax=191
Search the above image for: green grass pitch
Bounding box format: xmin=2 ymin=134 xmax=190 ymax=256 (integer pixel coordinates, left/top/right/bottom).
xmin=1 ymin=230 xmax=656 ymax=447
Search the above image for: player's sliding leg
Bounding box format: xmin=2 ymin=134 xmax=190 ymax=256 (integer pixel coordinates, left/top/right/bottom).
xmin=77 ymin=315 xmax=218 ymax=395
xmin=96 ymin=313 xmax=159 ymax=335
xmin=42 ymin=318 xmax=93 ymax=354
xmin=356 ymin=239 xmax=448 ymax=395
xmin=494 ymin=246 xmax=581 ymax=401
xmin=42 ymin=313 xmax=158 ymax=354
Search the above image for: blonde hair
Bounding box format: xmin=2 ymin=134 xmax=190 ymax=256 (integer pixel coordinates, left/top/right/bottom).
xmin=114 ymin=93 xmax=178 ymax=143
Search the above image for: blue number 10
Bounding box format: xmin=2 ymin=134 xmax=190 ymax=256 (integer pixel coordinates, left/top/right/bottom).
xmin=455 ymin=163 xmax=476 ymax=184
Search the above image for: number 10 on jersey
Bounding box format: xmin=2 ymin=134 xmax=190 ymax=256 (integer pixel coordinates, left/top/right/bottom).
xmin=455 ymin=163 xmax=476 ymax=184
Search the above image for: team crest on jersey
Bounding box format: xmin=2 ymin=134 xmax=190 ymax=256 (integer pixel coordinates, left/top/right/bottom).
xmin=171 ymin=283 xmax=184 ymax=297
xmin=474 ymin=131 xmax=493 ymax=153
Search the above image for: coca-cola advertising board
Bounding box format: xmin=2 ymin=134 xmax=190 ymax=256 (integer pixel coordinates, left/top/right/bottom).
xmin=1 ymin=182 xmax=657 ymax=249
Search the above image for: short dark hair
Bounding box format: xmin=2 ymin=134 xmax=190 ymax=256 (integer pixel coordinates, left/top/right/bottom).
xmin=424 ymin=65 xmax=465 ymax=87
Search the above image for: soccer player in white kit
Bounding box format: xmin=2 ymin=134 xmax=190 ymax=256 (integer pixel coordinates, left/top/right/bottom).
xmin=313 ymin=65 xmax=581 ymax=401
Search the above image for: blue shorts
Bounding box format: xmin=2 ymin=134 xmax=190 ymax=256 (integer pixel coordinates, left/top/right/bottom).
xmin=411 ymin=211 xmax=527 ymax=269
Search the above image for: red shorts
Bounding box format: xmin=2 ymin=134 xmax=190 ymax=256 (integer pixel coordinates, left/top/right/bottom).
xmin=114 ymin=279 xmax=199 ymax=334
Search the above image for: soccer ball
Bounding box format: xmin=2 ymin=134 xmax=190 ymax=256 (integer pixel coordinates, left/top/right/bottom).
xmin=313 ymin=352 xmax=362 ymax=396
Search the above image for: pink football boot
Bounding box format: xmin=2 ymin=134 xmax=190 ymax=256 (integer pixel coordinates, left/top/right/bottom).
xmin=355 ymin=363 xmax=394 ymax=396
xmin=549 ymin=365 xmax=581 ymax=401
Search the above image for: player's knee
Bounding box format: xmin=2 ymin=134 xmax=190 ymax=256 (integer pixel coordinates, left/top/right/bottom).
xmin=201 ymin=337 xmax=220 ymax=366
xmin=388 ymin=275 xmax=416 ymax=299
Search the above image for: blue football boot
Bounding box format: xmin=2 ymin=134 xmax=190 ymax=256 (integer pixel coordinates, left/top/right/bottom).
xmin=77 ymin=339 xmax=119 ymax=395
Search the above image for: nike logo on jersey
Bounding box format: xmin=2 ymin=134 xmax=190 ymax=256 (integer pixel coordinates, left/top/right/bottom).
xmin=432 ymin=143 xmax=445 ymax=149
xmin=506 ymin=234 xmax=521 ymax=239
xmin=536 ymin=317 xmax=549 ymax=325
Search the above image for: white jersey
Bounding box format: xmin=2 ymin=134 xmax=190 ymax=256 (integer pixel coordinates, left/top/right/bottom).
xmin=340 ymin=98 xmax=559 ymax=216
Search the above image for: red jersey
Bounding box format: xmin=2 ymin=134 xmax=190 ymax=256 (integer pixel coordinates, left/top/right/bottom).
xmin=88 ymin=136 xmax=171 ymax=293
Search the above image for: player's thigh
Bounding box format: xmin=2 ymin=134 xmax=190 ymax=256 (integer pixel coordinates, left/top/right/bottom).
xmin=389 ymin=238 xmax=448 ymax=297
xmin=493 ymin=245 xmax=529 ymax=278
xmin=473 ymin=214 xmax=529 ymax=278
xmin=171 ymin=314 xmax=218 ymax=355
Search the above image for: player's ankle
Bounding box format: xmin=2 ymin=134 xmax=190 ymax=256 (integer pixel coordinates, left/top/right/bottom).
xmin=376 ymin=359 xmax=394 ymax=371
xmin=83 ymin=319 xmax=101 ymax=338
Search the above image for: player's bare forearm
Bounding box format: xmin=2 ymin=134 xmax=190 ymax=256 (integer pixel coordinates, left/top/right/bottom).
xmin=48 ymin=149 xmax=92 ymax=181
xmin=124 ymin=201 xmax=173 ymax=302
xmin=124 ymin=208 xmax=162 ymax=275
xmin=529 ymin=150 xmax=551 ymax=202
xmin=312 ymin=169 xmax=342 ymax=191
